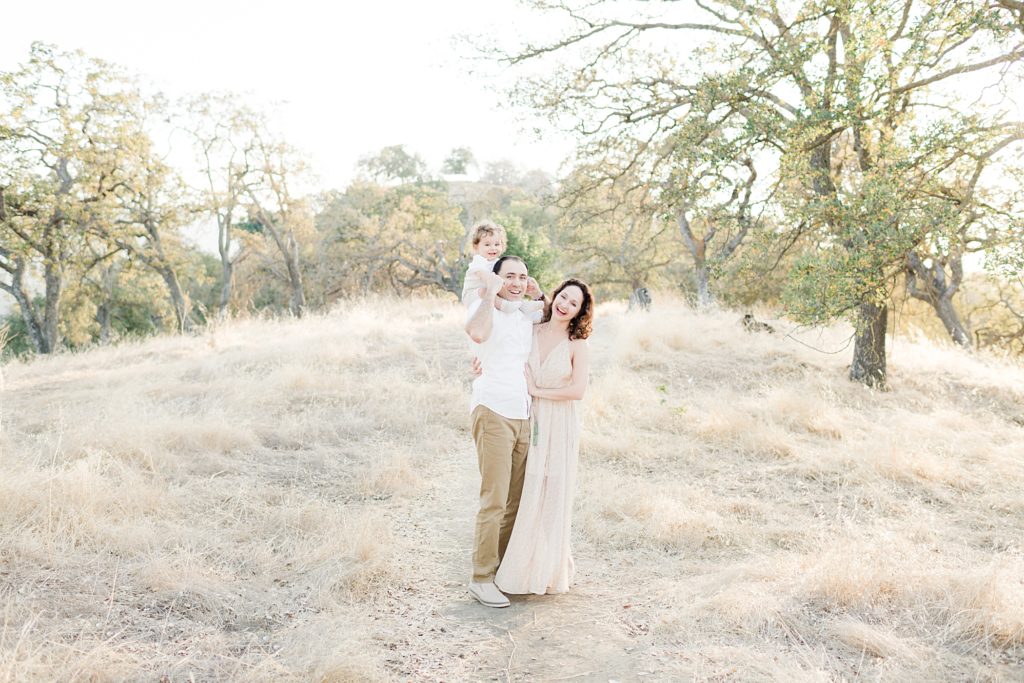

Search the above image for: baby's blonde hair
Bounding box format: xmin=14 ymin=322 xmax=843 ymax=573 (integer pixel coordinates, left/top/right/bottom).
xmin=471 ymin=220 xmax=507 ymax=247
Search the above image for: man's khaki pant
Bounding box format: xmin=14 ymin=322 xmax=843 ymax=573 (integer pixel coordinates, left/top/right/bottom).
xmin=470 ymin=404 xmax=530 ymax=582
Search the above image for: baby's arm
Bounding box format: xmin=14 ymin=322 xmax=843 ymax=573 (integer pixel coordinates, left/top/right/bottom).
xmin=462 ymin=270 xmax=483 ymax=305
xmin=497 ymin=298 xmax=545 ymax=320
xmin=461 ymin=256 xmax=493 ymax=305
xmin=497 ymin=298 xmax=522 ymax=313
xmin=520 ymin=299 xmax=545 ymax=322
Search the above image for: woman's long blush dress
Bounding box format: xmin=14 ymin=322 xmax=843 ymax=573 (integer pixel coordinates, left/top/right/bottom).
xmin=494 ymin=328 xmax=582 ymax=595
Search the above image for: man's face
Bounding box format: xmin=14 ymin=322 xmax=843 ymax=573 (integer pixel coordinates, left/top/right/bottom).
xmin=496 ymin=259 xmax=529 ymax=301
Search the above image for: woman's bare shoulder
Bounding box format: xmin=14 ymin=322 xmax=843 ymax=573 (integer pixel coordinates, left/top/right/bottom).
xmin=568 ymin=337 xmax=590 ymax=352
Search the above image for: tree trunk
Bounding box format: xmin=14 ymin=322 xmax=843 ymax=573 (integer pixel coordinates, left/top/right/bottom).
xmin=905 ymin=253 xmax=971 ymax=348
xmin=218 ymin=255 xmax=233 ymax=319
xmin=442 ymin=273 xmax=461 ymax=299
xmin=96 ymin=263 xmax=118 ymax=345
xmin=217 ymin=209 xmax=235 ymax=320
xmin=140 ymin=219 xmax=194 ymax=332
xmin=3 ymin=258 xmax=49 ymax=354
xmin=694 ymin=264 xmax=712 ymax=309
xmin=809 ymin=144 xmax=837 ymax=198
xmin=285 ymin=237 xmax=305 ymax=318
xmin=42 ymin=260 xmax=62 ymax=353
xmin=362 ymin=264 xmax=377 ymax=294
xmin=158 ymin=266 xmax=193 ymax=333
xmin=14 ymin=295 xmax=49 ymax=354
xmin=96 ymin=304 xmax=112 ymax=345
xmin=255 ymin=209 xmax=306 ymax=318
xmin=934 ymin=296 xmax=971 ymax=347
xmin=849 ymin=300 xmax=888 ymax=388
xmin=677 ymin=210 xmax=715 ymax=308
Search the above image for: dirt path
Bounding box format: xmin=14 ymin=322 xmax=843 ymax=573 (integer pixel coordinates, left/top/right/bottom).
xmin=368 ymin=325 xmax=678 ymax=682
xmin=375 ymin=444 xmax=671 ymax=682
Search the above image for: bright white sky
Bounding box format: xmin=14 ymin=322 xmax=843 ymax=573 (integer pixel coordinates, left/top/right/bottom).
xmin=1 ymin=0 xmax=574 ymax=189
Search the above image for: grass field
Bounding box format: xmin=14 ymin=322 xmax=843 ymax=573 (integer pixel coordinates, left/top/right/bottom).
xmin=1 ymin=295 xmax=1022 ymax=681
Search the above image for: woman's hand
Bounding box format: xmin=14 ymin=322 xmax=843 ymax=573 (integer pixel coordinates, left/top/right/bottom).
xmin=470 ymin=356 xmax=482 ymax=377
xmin=525 ymin=277 xmax=543 ymax=301
xmin=524 ymin=363 xmax=539 ymax=395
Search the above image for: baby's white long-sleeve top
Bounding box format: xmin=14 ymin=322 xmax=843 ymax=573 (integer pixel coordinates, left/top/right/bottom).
xmin=461 ymin=254 xmax=495 ymax=303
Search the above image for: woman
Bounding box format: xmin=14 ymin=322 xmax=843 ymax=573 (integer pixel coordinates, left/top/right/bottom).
xmin=495 ymin=278 xmax=594 ymax=595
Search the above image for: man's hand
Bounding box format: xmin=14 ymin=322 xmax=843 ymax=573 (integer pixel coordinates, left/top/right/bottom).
xmin=470 ymin=356 xmax=482 ymax=377
xmin=524 ymin=363 xmax=539 ymax=395
xmin=525 ymin=277 xmax=542 ymax=301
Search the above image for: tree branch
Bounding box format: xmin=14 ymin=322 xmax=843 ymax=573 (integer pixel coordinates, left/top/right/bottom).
xmin=890 ymin=48 xmax=1024 ymax=97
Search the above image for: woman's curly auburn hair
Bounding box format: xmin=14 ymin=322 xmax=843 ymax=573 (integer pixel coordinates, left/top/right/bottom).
xmin=543 ymin=278 xmax=594 ymax=340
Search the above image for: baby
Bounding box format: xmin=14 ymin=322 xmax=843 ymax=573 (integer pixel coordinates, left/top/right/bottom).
xmin=462 ymin=221 xmax=544 ymax=320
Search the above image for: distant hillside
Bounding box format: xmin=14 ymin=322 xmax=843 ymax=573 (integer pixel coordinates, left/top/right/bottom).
xmin=1 ymin=295 xmax=1022 ymax=681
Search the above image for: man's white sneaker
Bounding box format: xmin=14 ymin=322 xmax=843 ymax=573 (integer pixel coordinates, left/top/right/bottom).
xmin=468 ymin=581 xmax=510 ymax=608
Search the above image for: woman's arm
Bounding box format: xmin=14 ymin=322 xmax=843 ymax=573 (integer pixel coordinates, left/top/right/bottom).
xmin=525 ymin=340 xmax=590 ymax=401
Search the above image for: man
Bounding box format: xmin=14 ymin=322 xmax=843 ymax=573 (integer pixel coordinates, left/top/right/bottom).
xmin=464 ymin=254 xmax=542 ymax=608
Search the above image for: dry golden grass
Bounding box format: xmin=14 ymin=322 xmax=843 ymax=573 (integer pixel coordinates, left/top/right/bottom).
xmin=1 ymin=293 xmax=1022 ymax=681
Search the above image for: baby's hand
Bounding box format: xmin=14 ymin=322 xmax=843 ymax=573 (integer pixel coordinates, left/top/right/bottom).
xmin=484 ymin=272 xmax=503 ymax=295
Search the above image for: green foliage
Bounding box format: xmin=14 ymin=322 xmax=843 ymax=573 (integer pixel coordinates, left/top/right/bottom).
xmin=0 ymin=313 xmax=33 ymax=357
xmin=498 ymin=214 xmax=557 ymax=291
xmin=236 ymin=219 xmax=263 ymax=234
xmin=781 ymin=165 xmax=946 ymax=322
xmin=311 ymin=178 xmax=467 ymax=297
xmin=183 ymin=252 xmax=224 ymax=324
xmin=358 ymin=145 xmax=429 ymax=183
xmin=85 ymin=263 xmax=176 ymax=343
xmin=442 ymin=147 xmax=476 ymax=175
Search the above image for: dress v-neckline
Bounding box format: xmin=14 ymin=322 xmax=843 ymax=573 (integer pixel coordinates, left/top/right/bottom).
xmin=535 ymin=327 xmax=568 ymax=368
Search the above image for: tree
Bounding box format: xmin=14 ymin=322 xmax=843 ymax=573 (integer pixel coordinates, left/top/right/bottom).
xmin=110 ymin=163 xmax=196 ymax=332
xmin=498 ymin=12 xmax=776 ymax=308
xmin=0 ymin=43 xmax=142 ymax=353
xmin=184 ymin=94 xmax=260 ymax=319
xmin=504 ymin=1 xmax=1024 ymax=387
xmin=972 ymin=278 xmax=1024 ymax=354
xmin=358 ymin=145 xmax=428 ymax=184
xmin=662 ymin=117 xmax=769 ymax=307
xmin=93 ymin=96 xmax=198 ymax=333
xmin=242 ymin=130 xmax=311 ymax=317
xmin=316 ymin=179 xmax=467 ymax=297
xmin=0 ymin=190 xmax=47 ymax=352
xmin=481 ymin=159 xmax=523 ymax=186
xmin=442 ymin=147 xmax=476 ymax=175
xmin=554 ymin=164 xmax=678 ymax=297
xmin=905 ymin=129 xmax=1024 ymax=347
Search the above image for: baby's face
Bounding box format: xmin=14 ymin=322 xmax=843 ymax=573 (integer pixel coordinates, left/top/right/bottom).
xmin=475 ymin=235 xmax=504 ymax=261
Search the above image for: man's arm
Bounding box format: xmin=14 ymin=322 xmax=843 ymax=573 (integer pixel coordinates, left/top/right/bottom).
xmin=465 ymin=272 xmax=503 ymax=343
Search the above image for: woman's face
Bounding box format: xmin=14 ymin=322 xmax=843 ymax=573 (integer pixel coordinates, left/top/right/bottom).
xmin=551 ymin=285 xmax=584 ymax=323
